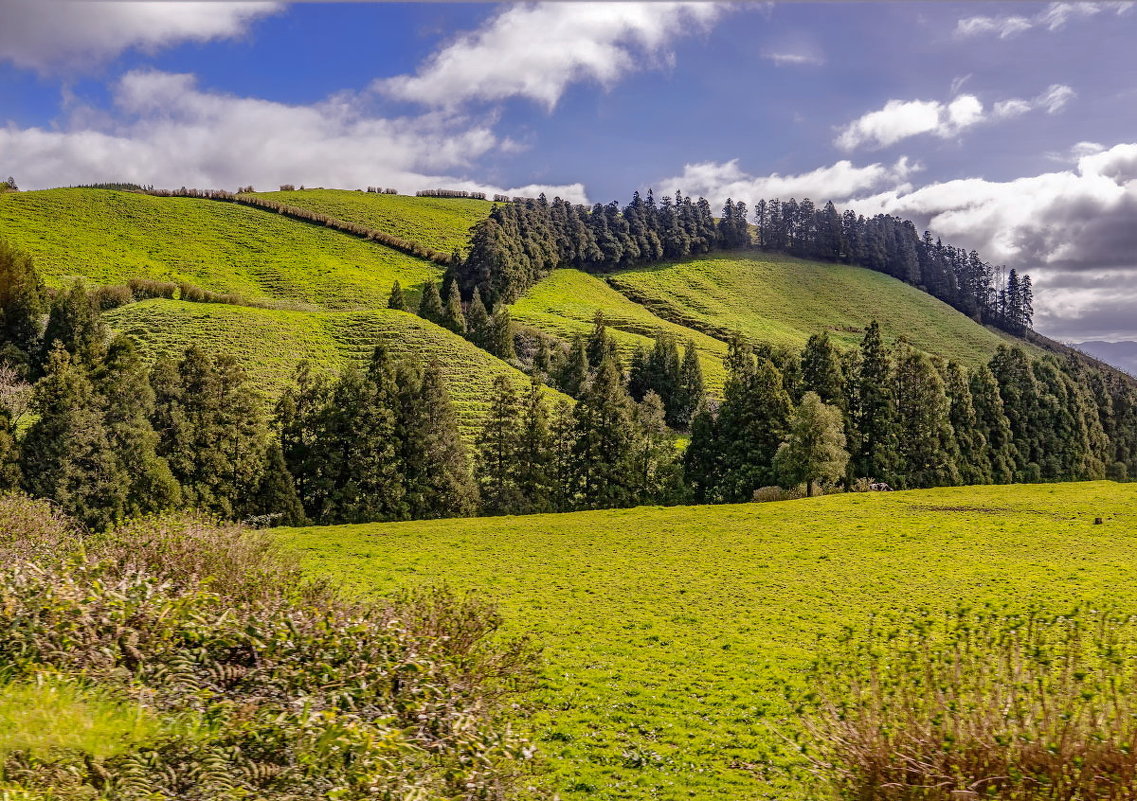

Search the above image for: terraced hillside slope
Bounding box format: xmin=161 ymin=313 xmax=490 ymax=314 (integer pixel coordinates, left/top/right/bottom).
xmin=279 ymin=482 xmax=1137 ymax=801
xmin=510 ymin=269 xmax=730 ymax=393
xmin=0 ymin=188 xmax=440 ymax=308
xmin=105 ymin=300 xmax=559 ymax=434
xmin=609 ymin=252 xmax=1024 ymax=366
xmin=249 ymin=189 xmax=494 ymax=255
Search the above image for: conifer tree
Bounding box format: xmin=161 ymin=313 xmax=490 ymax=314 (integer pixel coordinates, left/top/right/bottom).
xmin=989 ymin=346 xmax=1043 ymax=481
xmin=634 ymin=391 xmax=683 ymax=503
xmin=252 ymin=441 xmax=307 ymax=525
xmin=516 ymin=377 xmax=554 ymax=513
xmin=548 ymin=399 xmax=579 ymax=511
xmin=442 ymin=279 xmax=467 ymax=336
xmin=969 ymin=364 xmax=1017 ymax=483
xmin=0 ymin=238 xmax=45 ymax=365
xmin=399 ymin=361 xmax=477 ymax=518
xmin=533 ymin=335 xmax=553 ymax=378
xmin=854 ymin=321 xmax=899 ymax=484
xmin=893 ymin=342 xmax=959 ymax=488
xmin=586 ymin=312 xmax=619 ymax=368
xmin=801 ymin=332 xmax=845 ymax=410
xmin=671 ymin=339 xmax=705 ymax=429
xmin=0 ymin=408 xmax=19 ymax=491
xmin=21 ymin=345 xmax=123 ymax=529
xmin=572 ymin=354 xmax=641 ymax=509
xmin=558 ymin=336 xmax=590 ymax=397
xmin=418 ymin=279 xmax=444 ymax=323
xmin=476 ymin=375 xmax=525 ymax=515
xmin=465 ymin=287 xmax=491 ymax=348
xmin=774 ymin=392 xmax=849 ymax=497
xmin=487 ymin=307 xmax=516 ymax=359
xmin=41 ymin=283 xmax=106 ymax=368
xmin=275 ymin=360 xmax=328 ymax=512
xmin=387 ymin=280 xmax=408 ymax=311
xmin=944 ymin=361 xmax=992 ymax=485
xmin=95 ymin=335 xmax=181 ymax=517
xmin=683 ymin=401 xmax=722 ymax=503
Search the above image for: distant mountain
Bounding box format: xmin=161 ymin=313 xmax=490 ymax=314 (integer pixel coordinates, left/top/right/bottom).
xmin=1074 ymin=341 xmax=1137 ymax=376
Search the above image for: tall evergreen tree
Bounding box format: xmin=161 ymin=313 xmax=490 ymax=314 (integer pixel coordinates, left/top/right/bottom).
xmin=586 ymin=312 xmax=619 ymax=368
xmin=893 ymin=342 xmax=959 ymax=488
xmin=476 ymin=375 xmax=525 ymax=515
xmin=633 ymin=391 xmax=683 ymax=503
xmin=487 ymin=307 xmax=516 ymax=359
xmin=672 ymin=340 xmax=705 ymax=429
xmin=0 ymin=238 xmax=45 ymax=366
xmin=516 ymin=378 xmax=554 ymax=513
xmin=442 ymin=280 xmax=467 ymax=336
xmin=943 ymin=361 xmax=992 ymax=485
xmin=969 ymin=364 xmax=1017 ymax=483
xmin=418 ymin=280 xmax=444 ymax=323
xmin=387 ymin=280 xmax=408 ymax=311
xmin=252 ymin=441 xmax=307 ymax=526
xmin=800 ymin=332 xmax=845 ymax=409
xmin=572 ymin=354 xmax=641 ymax=509
xmin=853 ymin=321 xmax=899 ymax=484
xmin=683 ymin=400 xmax=722 ymax=503
xmin=41 ymin=283 xmax=106 ymax=368
xmin=465 ymin=287 xmax=491 ymax=348
xmin=557 ymin=336 xmax=590 ymax=397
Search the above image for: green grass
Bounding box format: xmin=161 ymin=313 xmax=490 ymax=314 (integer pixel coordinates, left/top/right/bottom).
xmin=104 ymin=300 xmax=562 ymax=435
xmin=249 ymin=189 xmax=494 ymax=255
xmin=609 ymin=251 xmax=1028 ymax=366
xmin=278 ymin=482 xmax=1137 ymax=800
xmin=0 ymin=189 xmax=440 ymax=309
xmin=511 ymin=269 xmax=730 ymax=394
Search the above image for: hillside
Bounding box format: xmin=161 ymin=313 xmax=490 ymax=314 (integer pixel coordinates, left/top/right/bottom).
xmin=279 ymin=482 xmax=1137 ymax=800
xmin=510 ymin=268 xmax=730 ymax=393
xmin=1075 ymin=340 xmax=1137 ymax=376
xmin=248 ymin=188 xmax=494 ymax=255
xmin=104 ymin=300 xmax=559 ymax=434
xmin=609 ymin=252 xmax=1026 ymax=366
xmin=0 ymin=188 xmax=440 ymax=309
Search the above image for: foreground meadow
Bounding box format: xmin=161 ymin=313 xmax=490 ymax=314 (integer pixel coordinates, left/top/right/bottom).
xmin=281 ymin=482 xmax=1137 ymax=800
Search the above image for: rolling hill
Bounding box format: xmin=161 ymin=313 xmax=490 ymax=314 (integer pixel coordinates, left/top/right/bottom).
xmin=0 ymin=188 xmax=441 ymax=309
xmin=278 ymin=481 xmax=1137 ymax=800
xmin=1075 ymin=340 xmax=1137 ymax=376
xmin=248 ymin=188 xmax=495 ymax=255
xmin=608 ymin=252 xmax=1026 ymax=366
xmin=104 ymin=300 xmax=561 ymax=434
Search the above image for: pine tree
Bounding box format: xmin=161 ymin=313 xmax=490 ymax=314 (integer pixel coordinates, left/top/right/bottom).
xmin=487 ymin=307 xmax=516 ymax=359
xmin=548 ymin=399 xmax=579 ymax=511
xmin=275 ymin=360 xmax=328 ymax=514
xmin=893 ymin=342 xmax=959 ymax=488
xmin=683 ymin=400 xmax=722 ymax=503
xmin=41 ymin=283 xmax=106 ymax=368
xmin=672 ymin=340 xmax=705 ymax=429
xmin=442 ymin=279 xmax=467 ymax=336
xmin=21 ymin=345 xmax=124 ymax=529
xmin=944 ymin=361 xmax=992 ymax=485
xmin=558 ymin=336 xmax=590 ymax=397
xmin=465 ymin=287 xmax=491 ymax=348
xmin=476 ymin=375 xmax=525 ymax=515
xmin=418 ymin=280 xmax=444 ymax=323
xmin=586 ymin=312 xmax=619 ymax=368
xmin=854 ymin=321 xmax=899 ymax=484
xmin=774 ymin=392 xmax=850 ymax=497
xmin=95 ymin=335 xmax=181 ymax=518
xmin=516 ymin=378 xmax=554 ymax=513
xmin=0 ymin=238 xmax=45 ymax=365
xmin=801 ymin=332 xmax=846 ymax=410
xmin=252 ymin=441 xmax=307 ymax=525
xmin=387 ymin=280 xmax=408 ymax=311
xmin=634 ymin=391 xmax=683 ymax=503
xmin=0 ymin=408 xmax=19 ymax=491
xmin=572 ymin=354 xmax=641 ymax=509
xmin=969 ymin=364 xmax=1016 ymax=483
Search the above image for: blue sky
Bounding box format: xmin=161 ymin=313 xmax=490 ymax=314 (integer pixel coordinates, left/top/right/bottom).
xmin=1 ymin=1 xmax=1136 ymax=341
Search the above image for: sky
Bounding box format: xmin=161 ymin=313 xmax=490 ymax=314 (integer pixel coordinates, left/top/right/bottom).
xmin=1 ymin=1 xmax=1135 ymax=343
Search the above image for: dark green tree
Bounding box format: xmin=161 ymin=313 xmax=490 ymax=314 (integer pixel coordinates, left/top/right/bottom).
xmin=683 ymin=400 xmax=722 ymax=503
xmin=442 ymin=279 xmax=467 ymax=336
xmin=387 ymin=280 xmax=408 ymax=311
xmin=774 ymin=391 xmax=850 ymax=497
xmin=893 ymin=342 xmax=959 ymax=488
xmin=671 ymin=339 xmax=705 ymax=429
xmin=41 ymin=283 xmax=106 ymax=368
xmin=572 ymin=354 xmax=641 ymax=509
xmin=418 ymin=279 xmax=444 ymax=323
xmin=0 ymin=238 xmax=45 ymax=365
xmin=853 ymin=321 xmax=899 ymax=484
xmin=801 ymin=332 xmax=845 ymax=409
xmin=944 ymin=361 xmax=992 ymax=485
xmin=633 ymin=390 xmax=683 ymax=503
xmin=465 ymin=287 xmax=491 ymax=348
xmin=475 ymin=375 xmax=524 ymax=515
xmin=969 ymin=364 xmax=1017 ymax=483
xmin=487 ymin=307 xmax=516 ymax=359
xmin=252 ymin=441 xmax=307 ymax=526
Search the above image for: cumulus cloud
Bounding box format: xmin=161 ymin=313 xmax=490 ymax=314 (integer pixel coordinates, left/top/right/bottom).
xmin=654 ymin=157 xmax=919 ymax=208
xmin=956 ymin=1 xmax=1129 ymax=39
xmin=0 ymin=0 xmax=281 ymax=71
xmin=837 ymin=85 xmax=1074 ymax=151
xmin=0 ymin=70 xmax=587 ymax=202
xmin=378 ymin=2 xmax=723 ymax=110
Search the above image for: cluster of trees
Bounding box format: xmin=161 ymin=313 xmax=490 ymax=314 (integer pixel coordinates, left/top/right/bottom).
xmin=141 ymin=187 xmax=457 ymax=266
xmin=388 ymin=278 xmax=518 ymax=360
xmin=366 ymin=186 xmax=399 ymax=194
xmin=751 ymin=198 xmax=1032 ymax=333
xmin=416 ymin=189 xmax=488 ymax=200
xmin=684 ymin=324 xmax=1135 ymax=503
xmin=454 ymin=189 xmax=1033 ymax=336
xmin=0 ymin=176 xmax=17 ymax=192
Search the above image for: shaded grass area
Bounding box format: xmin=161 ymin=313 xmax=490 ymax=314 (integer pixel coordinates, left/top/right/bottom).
xmin=250 ymin=189 xmax=495 ymax=255
xmin=510 ymin=269 xmax=730 ymax=394
xmin=0 ymin=188 xmax=440 ymax=309
xmin=610 ymin=252 xmax=1029 ymax=366
xmin=278 ymin=482 xmax=1137 ymax=800
xmin=104 ymin=300 xmax=561 ymax=435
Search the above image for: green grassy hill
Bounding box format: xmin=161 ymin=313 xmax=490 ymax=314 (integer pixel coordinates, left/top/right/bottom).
xmin=249 ymin=189 xmax=494 ymax=255
xmin=609 ymin=252 xmax=1025 ymax=366
xmin=279 ymin=482 xmax=1137 ymax=800
xmin=0 ymin=189 xmax=440 ymax=309
xmin=510 ymin=269 xmax=730 ymax=393
xmin=105 ymin=300 xmax=559 ymax=434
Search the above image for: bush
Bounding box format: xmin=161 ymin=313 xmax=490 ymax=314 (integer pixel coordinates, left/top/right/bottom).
xmin=91 ymin=284 xmax=133 ymax=310
xmin=0 ymin=501 xmax=541 ymax=800
xmin=753 ymin=485 xmax=806 ymax=503
xmin=795 ymin=607 xmax=1137 ymax=800
xmin=127 ymin=278 xmax=177 ymax=300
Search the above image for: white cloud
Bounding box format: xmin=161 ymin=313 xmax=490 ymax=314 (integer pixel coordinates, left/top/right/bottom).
xmin=378 ymin=2 xmax=723 ymax=110
xmin=0 ymin=70 xmax=588 ymax=202
xmin=0 ymin=0 xmax=281 ymax=71
xmin=835 ymin=95 xmax=984 ymax=151
xmin=655 ymin=157 xmax=919 ymax=208
xmin=761 ymin=50 xmax=823 ymax=67
xmin=838 ymin=85 xmax=1075 ymax=151
xmin=956 ymin=1 xmax=1129 ymax=39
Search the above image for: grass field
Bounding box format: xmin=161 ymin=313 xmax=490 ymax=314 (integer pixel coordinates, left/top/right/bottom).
xmin=249 ymin=189 xmax=494 ymax=255
xmin=510 ymin=269 xmax=730 ymax=393
xmin=610 ymin=252 xmax=1025 ymax=366
xmin=279 ymin=482 xmax=1137 ymax=800
xmin=104 ymin=300 xmax=559 ymax=434
xmin=0 ymin=189 xmax=441 ymax=309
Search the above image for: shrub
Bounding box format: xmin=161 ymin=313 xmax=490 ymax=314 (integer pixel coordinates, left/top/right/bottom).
xmin=0 ymin=503 xmax=541 ymax=800
xmin=753 ymin=485 xmax=806 ymax=503
xmin=91 ymin=284 xmax=133 ymax=310
xmin=127 ymin=278 xmax=177 ymax=300
xmin=795 ymin=606 xmax=1137 ymax=800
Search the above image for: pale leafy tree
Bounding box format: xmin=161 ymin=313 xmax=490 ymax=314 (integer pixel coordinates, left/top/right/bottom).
xmin=775 ymin=392 xmax=850 ymax=497
xmin=0 ymin=363 xmax=32 ymax=424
